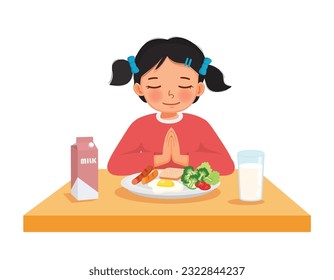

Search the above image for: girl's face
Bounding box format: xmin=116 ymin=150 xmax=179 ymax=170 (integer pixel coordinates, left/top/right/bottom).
xmin=134 ymin=57 xmax=205 ymax=118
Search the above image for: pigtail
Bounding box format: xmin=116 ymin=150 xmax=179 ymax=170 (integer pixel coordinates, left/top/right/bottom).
xmin=109 ymin=59 xmax=133 ymax=86
xmin=204 ymin=65 xmax=231 ymax=92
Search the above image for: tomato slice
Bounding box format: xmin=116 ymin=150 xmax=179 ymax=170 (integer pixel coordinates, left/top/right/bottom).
xmin=195 ymin=181 xmax=211 ymax=190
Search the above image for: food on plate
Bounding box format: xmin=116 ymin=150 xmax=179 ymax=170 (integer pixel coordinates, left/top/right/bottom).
xmin=131 ymin=163 xmax=219 ymax=196
xmin=157 ymin=179 xmax=175 ymax=187
xmin=181 ymin=162 xmax=220 ymax=190
xmin=181 ymin=166 xmax=199 ymax=190
xmin=195 ymin=181 xmax=211 ymax=190
xmin=132 ymin=165 xmax=153 ymax=184
xmin=141 ymin=169 xmax=158 ymax=184
xmin=147 ymin=179 xmax=183 ymax=194
xmin=197 ymin=162 xmax=220 ymax=185
xmin=159 ymin=167 xmax=184 ymax=180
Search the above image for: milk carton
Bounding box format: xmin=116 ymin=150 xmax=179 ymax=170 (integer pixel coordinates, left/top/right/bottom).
xmin=71 ymin=137 xmax=98 ymax=200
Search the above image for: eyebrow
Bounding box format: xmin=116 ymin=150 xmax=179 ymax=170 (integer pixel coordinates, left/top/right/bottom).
xmin=180 ymin=76 xmax=190 ymax=80
xmin=148 ymin=77 xmax=158 ymax=80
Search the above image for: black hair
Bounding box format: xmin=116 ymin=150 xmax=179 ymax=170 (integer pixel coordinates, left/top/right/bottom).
xmin=110 ymin=37 xmax=231 ymax=103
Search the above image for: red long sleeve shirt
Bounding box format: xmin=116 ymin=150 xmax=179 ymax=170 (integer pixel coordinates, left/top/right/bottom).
xmin=107 ymin=113 xmax=234 ymax=175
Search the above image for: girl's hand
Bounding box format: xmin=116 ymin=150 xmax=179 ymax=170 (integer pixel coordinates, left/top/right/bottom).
xmin=154 ymin=128 xmax=189 ymax=167
xmin=154 ymin=128 xmax=172 ymax=167
xmin=169 ymin=128 xmax=189 ymax=166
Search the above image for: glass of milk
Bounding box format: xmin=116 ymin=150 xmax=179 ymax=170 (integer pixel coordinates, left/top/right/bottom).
xmin=238 ymin=150 xmax=265 ymax=201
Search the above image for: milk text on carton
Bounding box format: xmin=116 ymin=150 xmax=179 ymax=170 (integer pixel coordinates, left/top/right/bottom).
xmin=80 ymin=157 xmax=97 ymax=164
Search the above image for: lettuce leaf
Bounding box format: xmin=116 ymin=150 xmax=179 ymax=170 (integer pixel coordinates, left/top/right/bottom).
xmin=203 ymin=171 xmax=220 ymax=185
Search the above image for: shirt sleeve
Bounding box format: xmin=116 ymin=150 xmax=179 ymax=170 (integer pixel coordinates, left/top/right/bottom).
xmin=107 ymin=120 xmax=154 ymax=175
xmin=188 ymin=119 xmax=235 ymax=176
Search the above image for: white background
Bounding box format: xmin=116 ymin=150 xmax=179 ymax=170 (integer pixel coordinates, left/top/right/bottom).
xmin=1 ymin=0 xmax=333 ymax=279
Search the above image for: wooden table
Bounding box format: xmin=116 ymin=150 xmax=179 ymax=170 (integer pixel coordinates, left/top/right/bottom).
xmin=24 ymin=169 xmax=310 ymax=232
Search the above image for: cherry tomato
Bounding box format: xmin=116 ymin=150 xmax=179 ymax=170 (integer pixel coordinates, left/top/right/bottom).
xmin=195 ymin=181 xmax=211 ymax=190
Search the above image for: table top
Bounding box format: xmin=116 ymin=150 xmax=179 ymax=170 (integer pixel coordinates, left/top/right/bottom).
xmin=24 ymin=169 xmax=311 ymax=232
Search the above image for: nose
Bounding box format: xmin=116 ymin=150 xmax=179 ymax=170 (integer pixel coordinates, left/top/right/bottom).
xmin=168 ymin=90 xmax=174 ymax=98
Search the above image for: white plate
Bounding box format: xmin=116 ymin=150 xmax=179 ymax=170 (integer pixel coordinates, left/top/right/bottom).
xmin=120 ymin=171 xmax=220 ymax=199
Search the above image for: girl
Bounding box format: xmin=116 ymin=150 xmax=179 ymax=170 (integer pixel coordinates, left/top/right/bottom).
xmin=108 ymin=37 xmax=234 ymax=175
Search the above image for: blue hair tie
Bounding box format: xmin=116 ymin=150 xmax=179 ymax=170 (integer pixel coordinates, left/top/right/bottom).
xmin=184 ymin=57 xmax=192 ymax=67
xmin=199 ymin=57 xmax=212 ymax=75
xmin=127 ymin=56 xmax=139 ymax=74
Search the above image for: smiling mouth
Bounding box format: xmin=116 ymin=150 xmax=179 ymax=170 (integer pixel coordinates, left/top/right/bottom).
xmin=162 ymin=102 xmax=181 ymax=106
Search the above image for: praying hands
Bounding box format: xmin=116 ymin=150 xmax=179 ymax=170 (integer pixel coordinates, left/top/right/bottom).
xmin=154 ymin=128 xmax=189 ymax=167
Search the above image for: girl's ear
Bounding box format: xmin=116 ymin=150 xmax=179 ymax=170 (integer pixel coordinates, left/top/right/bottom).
xmin=196 ymin=82 xmax=205 ymax=96
xmin=134 ymin=83 xmax=144 ymax=96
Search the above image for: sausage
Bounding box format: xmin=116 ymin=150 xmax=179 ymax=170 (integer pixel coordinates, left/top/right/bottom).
xmin=131 ymin=165 xmax=153 ymax=185
xmin=141 ymin=169 xmax=159 ymax=184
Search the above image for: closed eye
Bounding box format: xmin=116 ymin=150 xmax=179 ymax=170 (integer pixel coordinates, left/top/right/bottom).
xmin=146 ymin=85 xmax=161 ymax=89
xmin=178 ymin=85 xmax=193 ymax=89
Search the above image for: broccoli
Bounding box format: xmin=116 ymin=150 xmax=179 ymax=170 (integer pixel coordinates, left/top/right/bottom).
xmin=196 ymin=162 xmax=212 ymax=174
xmin=181 ymin=166 xmax=199 ymax=189
xmin=196 ymin=167 xmax=209 ymax=182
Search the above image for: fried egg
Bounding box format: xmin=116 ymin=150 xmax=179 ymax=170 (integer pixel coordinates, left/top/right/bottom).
xmin=147 ymin=179 xmax=184 ymax=194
